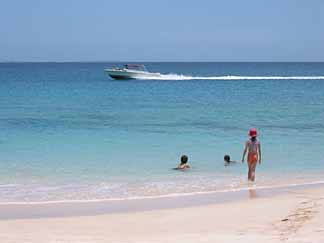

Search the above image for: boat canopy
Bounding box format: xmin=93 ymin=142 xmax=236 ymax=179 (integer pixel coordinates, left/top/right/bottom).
xmin=124 ymin=64 xmax=147 ymax=71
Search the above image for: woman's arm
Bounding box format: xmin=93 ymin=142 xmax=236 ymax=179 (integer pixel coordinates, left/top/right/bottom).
xmin=242 ymin=141 xmax=248 ymax=162
xmin=258 ymin=143 xmax=262 ymax=164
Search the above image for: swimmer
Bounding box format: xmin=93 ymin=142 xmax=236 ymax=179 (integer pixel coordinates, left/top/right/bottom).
xmin=224 ymin=154 xmax=237 ymax=166
xmin=174 ymin=155 xmax=191 ymax=170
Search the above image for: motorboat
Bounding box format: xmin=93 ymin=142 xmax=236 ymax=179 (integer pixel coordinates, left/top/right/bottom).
xmin=104 ymin=64 xmax=160 ymax=80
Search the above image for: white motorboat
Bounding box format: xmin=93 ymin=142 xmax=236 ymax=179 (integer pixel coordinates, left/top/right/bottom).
xmin=105 ymin=64 xmax=160 ymax=80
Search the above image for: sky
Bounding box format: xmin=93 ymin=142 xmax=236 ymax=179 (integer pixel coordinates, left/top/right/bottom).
xmin=0 ymin=0 xmax=324 ymax=62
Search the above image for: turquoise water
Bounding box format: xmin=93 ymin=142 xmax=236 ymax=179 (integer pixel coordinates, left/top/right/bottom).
xmin=0 ymin=62 xmax=324 ymax=202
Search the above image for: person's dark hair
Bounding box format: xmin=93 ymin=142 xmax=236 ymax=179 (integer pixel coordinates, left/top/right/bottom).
xmin=180 ymin=155 xmax=188 ymax=164
xmin=224 ymin=154 xmax=231 ymax=162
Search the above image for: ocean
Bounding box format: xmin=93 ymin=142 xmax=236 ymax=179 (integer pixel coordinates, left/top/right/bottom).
xmin=0 ymin=62 xmax=324 ymax=203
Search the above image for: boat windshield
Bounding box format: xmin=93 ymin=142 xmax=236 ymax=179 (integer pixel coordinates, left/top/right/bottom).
xmin=124 ymin=64 xmax=147 ymax=71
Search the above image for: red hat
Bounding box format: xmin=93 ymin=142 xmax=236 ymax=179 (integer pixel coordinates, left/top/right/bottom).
xmin=249 ymin=128 xmax=258 ymax=137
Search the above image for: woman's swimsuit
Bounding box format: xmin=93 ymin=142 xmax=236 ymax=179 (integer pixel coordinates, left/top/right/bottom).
xmin=247 ymin=139 xmax=259 ymax=163
xmin=248 ymin=152 xmax=258 ymax=163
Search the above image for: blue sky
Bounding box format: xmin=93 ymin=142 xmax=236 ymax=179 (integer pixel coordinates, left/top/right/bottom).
xmin=1 ymin=0 xmax=323 ymax=61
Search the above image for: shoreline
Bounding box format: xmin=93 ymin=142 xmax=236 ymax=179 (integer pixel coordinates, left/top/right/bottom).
xmin=2 ymin=178 xmax=324 ymax=206
xmin=1 ymin=180 xmax=324 ymax=220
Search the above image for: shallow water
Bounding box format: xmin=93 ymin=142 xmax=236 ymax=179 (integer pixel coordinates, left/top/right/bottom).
xmin=0 ymin=62 xmax=324 ymax=202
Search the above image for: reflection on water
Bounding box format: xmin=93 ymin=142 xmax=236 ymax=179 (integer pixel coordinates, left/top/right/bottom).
xmin=248 ymin=188 xmax=258 ymax=199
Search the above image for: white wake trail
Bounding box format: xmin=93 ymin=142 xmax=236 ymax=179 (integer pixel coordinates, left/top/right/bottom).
xmin=138 ymin=74 xmax=324 ymax=80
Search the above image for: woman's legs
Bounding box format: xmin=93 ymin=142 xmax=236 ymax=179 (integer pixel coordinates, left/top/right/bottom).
xmin=248 ymin=161 xmax=257 ymax=181
xmin=247 ymin=152 xmax=258 ymax=181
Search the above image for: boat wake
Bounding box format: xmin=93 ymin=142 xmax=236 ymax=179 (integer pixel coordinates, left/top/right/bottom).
xmin=138 ymin=74 xmax=324 ymax=80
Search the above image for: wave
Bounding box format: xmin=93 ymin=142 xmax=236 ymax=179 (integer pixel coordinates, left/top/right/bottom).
xmin=138 ymin=74 xmax=324 ymax=80
xmin=1 ymin=180 xmax=324 ymax=206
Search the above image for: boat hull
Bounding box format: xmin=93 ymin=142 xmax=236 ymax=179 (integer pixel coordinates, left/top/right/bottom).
xmin=105 ymin=69 xmax=160 ymax=80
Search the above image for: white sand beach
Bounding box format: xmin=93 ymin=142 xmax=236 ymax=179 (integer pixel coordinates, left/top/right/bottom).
xmin=0 ymin=186 xmax=323 ymax=243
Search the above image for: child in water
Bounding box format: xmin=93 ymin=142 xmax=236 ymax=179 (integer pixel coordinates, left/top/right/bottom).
xmin=176 ymin=155 xmax=191 ymax=170
xmin=242 ymin=128 xmax=262 ymax=181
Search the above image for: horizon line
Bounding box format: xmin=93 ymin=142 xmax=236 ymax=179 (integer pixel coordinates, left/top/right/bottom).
xmin=1 ymin=61 xmax=324 ymax=63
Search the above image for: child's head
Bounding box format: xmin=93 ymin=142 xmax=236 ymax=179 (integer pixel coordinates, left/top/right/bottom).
xmin=180 ymin=155 xmax=188 ymax=164
xmin=224 ymin=154 xmax=231 ymax=163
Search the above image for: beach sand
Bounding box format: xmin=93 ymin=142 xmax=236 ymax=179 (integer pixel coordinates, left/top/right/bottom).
xmin=0 ymin=186 xmax=324 ymax=243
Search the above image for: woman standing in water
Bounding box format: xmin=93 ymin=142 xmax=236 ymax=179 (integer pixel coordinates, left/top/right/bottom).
xmin=242 ymin=128 xmax=262 ymax=182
